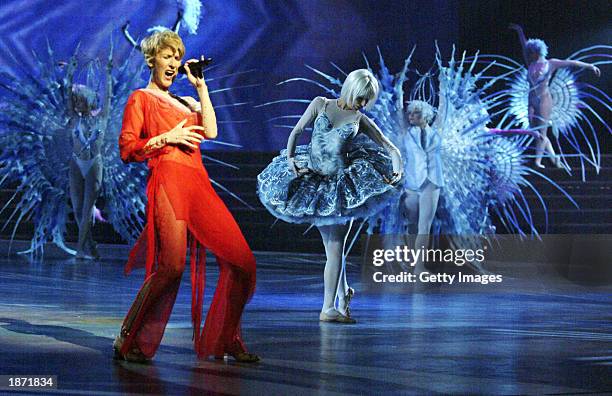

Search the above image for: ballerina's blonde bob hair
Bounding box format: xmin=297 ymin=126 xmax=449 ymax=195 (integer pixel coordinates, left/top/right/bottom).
xmin=140 ymin=30 xmax=186 ymax=69
xmin=340 ymin=69 xmax=379 ymax=110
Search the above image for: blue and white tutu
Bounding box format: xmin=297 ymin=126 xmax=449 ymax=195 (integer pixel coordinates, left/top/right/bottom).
xmin=257 ymin=114 xmax=398 ymax=226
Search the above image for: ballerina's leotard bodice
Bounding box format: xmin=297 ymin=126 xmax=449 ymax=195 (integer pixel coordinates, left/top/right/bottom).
xmin=309 ymin=110 xmax=359 ymax=176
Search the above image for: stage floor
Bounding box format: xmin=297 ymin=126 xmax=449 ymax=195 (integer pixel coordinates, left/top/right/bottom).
xmin=0 ymin=242 xmax=610 ymax=395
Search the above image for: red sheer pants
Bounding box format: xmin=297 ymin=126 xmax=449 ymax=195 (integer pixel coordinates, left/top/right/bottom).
xmin=119 ymin=186 xmax=252 ymax=358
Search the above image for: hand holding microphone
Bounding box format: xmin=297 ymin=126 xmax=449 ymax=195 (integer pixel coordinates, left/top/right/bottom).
xmin=178 ymin=56 xmax=212 ymax=79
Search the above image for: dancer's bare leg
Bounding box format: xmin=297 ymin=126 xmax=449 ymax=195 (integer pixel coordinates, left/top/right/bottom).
xmin=533 ymin=120 xmax=556 ymax=168
xmin=78 ymin=158 xmax=102 ymax=258
xmin=69 ymin=159 xmax=85 ymax=256
xmin=531 ymin=102 xmax=560 ymax=168
xmin=69 ymin=160 xmax=84 ymax=228
xmin=318 ymin=223 xmax=352 ymax=319
xmin=408 ymin=183 xmax=440 ymax=276
xmin=402 ymin=190 xmax=419 ymax=247
xmin=335 ymin=219 xmax=353 ymax=316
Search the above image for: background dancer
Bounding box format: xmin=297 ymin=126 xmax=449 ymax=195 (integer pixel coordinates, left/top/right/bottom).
xmin=509 ymin=23 xmax=601 ymax=168
xmin=397 ymin=100 xmax=444 ymax=275
xmin=67 ymin=79 xmax=110 ymax=260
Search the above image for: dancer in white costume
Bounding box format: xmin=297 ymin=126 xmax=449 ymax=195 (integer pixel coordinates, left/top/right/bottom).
xmin=397 ymin=100 xmax=444 ymax=274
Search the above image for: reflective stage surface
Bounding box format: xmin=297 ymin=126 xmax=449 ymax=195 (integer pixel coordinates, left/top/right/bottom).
xmin=0 ymin=242 xmax=610 ymax=395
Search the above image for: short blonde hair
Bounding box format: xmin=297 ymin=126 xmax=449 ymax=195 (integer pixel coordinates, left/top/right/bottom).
xmin=340 ymin=69 xmax=379 ymax=110
xmin=140 ymin=30 xmax=185 ymax=69
xmin=406 ymin=100 xmax=435 ymax=123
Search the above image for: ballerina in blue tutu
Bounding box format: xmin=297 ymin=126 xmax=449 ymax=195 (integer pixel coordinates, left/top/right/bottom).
xmin=258 ymin=69 xmax=403 ymax=323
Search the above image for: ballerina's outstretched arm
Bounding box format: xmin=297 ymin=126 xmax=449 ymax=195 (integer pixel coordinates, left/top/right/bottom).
xmin=548 ymin=58 xmax=601 ymax=76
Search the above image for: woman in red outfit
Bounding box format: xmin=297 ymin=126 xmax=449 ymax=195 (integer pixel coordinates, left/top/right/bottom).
xmin=112 ymin=30 xmax=259 ymax=363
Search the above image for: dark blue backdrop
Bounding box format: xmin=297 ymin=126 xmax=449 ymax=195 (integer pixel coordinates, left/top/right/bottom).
xmin=0 ymin=0 xmax=461 ymax=151
xmin=0 ymin=0 xmax=608 ymax=151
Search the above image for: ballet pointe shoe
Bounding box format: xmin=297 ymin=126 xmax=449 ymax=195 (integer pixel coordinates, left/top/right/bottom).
xmin=113 ymin=335 xmax=150 ymax=363
xmin=534 ymin=159 xmax=545 ymax=169
xmin=319 ymin=308 xmax=356 ymax=324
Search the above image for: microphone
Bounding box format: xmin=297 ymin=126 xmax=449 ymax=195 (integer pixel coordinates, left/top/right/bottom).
xmin=178 ymin=57 xmax=213 ymax=79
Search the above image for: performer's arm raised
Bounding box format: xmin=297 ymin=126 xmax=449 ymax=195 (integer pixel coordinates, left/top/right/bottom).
xmin=184 ymin=58 xmax=218 ymax=139
xmin=509 ymin=23 xmax=529 ymax=66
